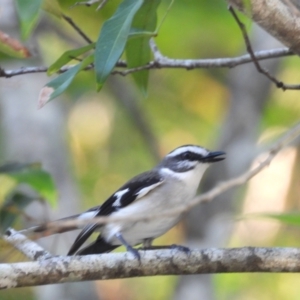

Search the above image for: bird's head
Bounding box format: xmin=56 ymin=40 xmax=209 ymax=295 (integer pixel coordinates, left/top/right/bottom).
xmin=159 ymin=144 xmax=226 ymax=173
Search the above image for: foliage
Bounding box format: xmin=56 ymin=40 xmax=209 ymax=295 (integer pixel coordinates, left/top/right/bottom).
xmin=0 ymin=163 xmax=57 ymax=232
xmin=1 ymin=0 xmax=300 ymax=299
xmin=9 ymin=0 xmax=165 ymax=106
xmin=14 ymin=0 xmax=43 ymax=40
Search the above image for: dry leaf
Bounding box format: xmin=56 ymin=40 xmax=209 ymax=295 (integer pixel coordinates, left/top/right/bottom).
xmin=0 ymin=30 xmax=31 ymax=58
xmin=38 ymin=86 xmax=54 ymax=109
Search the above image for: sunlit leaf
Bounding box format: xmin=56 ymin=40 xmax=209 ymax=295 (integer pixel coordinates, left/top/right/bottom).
xmin=0 ymin=163 xmax=57 ymax=207
xmin=38 ymin=54 xmax=94 ymax=108
xmin=0 ymin=30 xmax=31 ymax=58
xmin=14 ymin=0 xmax=43 ymax=40
xmin=95 ymin=0 xmax=143 ymax=90
xmin=47 ymin=43 xmax=95 ymax=75
xmin=126 ymin=0 xmax=161 ymax=95
xmin=259 ymin=213 xmax=300 ymax=226
xmin=0 ymin=193 xmax=35 ymax=232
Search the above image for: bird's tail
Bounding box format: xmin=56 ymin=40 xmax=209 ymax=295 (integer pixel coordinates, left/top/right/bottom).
xmin=73 ymin=235 xmax=118 ymax=255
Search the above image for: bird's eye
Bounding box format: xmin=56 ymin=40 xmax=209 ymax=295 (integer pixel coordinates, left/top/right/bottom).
xmin=182 ymin=152 xmax=193 ymax=160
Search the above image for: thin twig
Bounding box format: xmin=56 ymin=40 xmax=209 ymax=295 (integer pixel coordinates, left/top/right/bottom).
xmin=3 ymin=228 xmax=52 ymax=261
xmin=71 ymin=0 xmax=100 ymax=7
xmin=149 ymin=38 xmax=165 ymax=61
xmin=20 ymin=121 xmax=300 ymax=237
xmin=0 ymin=48 xmax=293 ymax=78
xmin=62 ymin=14 xmax=93 ymax=44
xmin=229 ymin=6 xmax=300 ymax=90
xmin=71 ymin=0 xmax=108 ymax=10
xmin=96 ymin=0 xmax=109 ymax=11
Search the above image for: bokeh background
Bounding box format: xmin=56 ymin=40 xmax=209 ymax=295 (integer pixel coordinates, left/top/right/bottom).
xmin=1 ymin=0 xmax=300 ymax=299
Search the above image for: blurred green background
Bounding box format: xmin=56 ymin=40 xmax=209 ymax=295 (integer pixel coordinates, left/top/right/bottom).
xmin=1 ymin=0 xmax=300 ymax=299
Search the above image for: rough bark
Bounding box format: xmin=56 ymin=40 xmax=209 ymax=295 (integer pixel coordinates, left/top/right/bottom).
xmin=2 ymin=247 xmax=300 ymax=289
xmin=228 ymin=0 xmax=300 ymax=54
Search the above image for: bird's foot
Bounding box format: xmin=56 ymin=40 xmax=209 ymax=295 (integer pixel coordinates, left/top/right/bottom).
xmin=126 ymin=245 xmax=141 ymax=261
xmin=115 ymin=232 xmax=141 ymax=261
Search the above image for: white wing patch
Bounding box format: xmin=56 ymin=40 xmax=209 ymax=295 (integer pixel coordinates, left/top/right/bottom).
xmin=167 ymin=145 xmax=209 ymax=158
xmin=135 ymin=181 xmax=164 ymax=199
xmin=112 ymin=188 xmax=130 ymax=207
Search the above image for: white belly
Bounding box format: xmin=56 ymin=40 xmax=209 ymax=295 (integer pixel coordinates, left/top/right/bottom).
xmin=103 ymin=216 xmax=181 ymax=246
xmin=101 ymin=177 xmax=197 ymax=246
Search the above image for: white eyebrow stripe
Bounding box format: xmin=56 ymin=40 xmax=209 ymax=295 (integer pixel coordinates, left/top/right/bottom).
xmin=135 ymin=181 xmax=164 ymax=199
xmin=112 ymin=188 xmax=130 ymax=207
xmin=167 ymin=146 xmax=209 ymax=158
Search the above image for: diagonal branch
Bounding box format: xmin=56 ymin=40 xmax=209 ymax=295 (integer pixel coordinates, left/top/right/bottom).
xmin=227 ymin=0 xmax=300 ymax=54
xmin=62 ymin=14 xmax=93 ymax=44
xmin=229 ymin=6 xmax=300 ymax=90
xmin=20 ymin=121 xmax=300 ymax=237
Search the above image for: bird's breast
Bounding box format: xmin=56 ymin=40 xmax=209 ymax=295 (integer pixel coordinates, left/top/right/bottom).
xmin=101 ymin=179 xmax=197 ymax=245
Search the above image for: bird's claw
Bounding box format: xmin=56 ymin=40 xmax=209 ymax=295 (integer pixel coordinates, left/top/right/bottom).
xmin=127 ymin=245 xmax=141 ymax=261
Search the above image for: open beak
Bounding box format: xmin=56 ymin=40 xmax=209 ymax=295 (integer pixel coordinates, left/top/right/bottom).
xmin=203 ymin=151 xmax=226 ymax=163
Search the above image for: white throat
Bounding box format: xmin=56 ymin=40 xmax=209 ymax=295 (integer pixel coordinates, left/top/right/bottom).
xmin=160 ymin=163 xmax=209 ymax=194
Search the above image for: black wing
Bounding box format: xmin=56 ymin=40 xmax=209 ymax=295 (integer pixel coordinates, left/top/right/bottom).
xmin=68 ymin=170 xmax=164 ymax=255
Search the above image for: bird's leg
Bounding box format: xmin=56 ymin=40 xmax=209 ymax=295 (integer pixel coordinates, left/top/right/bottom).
xmin=141 ymin=238 xmax=153 ymax=249
xmin=115 ymin=232 xmax=140 ymax=260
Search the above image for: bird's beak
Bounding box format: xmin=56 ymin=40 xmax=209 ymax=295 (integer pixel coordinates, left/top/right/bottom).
xmin=203 ymin=151 xmax=226 ymax=163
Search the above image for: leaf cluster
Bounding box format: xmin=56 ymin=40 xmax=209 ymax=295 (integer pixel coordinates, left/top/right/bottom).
xmin=2 ymin=0 xmax=167 ymax=107
xmin=0 ymin=163 xmax=57 ymax=232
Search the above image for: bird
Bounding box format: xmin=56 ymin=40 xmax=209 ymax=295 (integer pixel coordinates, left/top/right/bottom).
xmin=64 ymin=144 xmax=226 ymax=259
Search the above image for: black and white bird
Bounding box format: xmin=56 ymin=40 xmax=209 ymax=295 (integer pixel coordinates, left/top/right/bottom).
xmin=65 ymin=144 xmax=225 ymax=259
xmin=25 ymin=145 xmax=225 ymax=259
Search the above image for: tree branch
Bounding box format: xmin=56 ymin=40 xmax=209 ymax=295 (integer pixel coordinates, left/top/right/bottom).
xmin=20 ymin=121 xmax=300 ymax=237
xmin=1 ymin=247 xmax=300 ymax=289
xmin=3 ymin=229 xmax=52 ymax=261
xmin=228 ymin=0 xmax=300 ymax=54
xmin=229 ymin=6 xmax=300 ymax=90
xmin=62 ymin=14 xmax=93 ymax=44
xmin=0 ymin=48 xmax=293 ymax=78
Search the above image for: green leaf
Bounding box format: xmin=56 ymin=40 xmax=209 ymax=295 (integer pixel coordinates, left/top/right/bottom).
xmin=126 ymin=0 xmax=161 ymax=95
xmin=15 ymin=0 xmax=43 ymax=40
xmin=48 ymin=43 xmax=95 ymax=75
xmin=259 ymin=213 xmax=300 ymax=226
xmin=38 ymin=54 xmax=94 ymax=108
xmin=0 ymin=163 xmax=57 ymax=207
xmin=0 ymin=192 xmax=36 ymax=232
xmin=95 ymin=0 xmax=143 ymax=90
